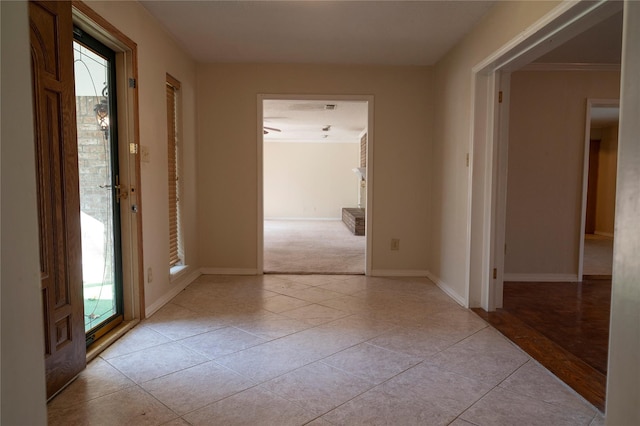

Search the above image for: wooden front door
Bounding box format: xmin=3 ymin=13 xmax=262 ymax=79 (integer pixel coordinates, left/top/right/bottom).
xmin=29 ymin=0 xmax=86 ymax=398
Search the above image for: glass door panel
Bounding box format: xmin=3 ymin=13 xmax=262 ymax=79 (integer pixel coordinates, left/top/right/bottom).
xmin=73 ymin=30 xmax=123 ymax=341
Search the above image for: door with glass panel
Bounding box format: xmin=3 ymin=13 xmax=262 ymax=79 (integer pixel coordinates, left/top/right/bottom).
xmin=73 ymin=28 xmax=124 ymax=344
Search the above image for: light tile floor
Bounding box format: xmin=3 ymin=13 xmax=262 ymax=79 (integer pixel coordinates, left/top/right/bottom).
xmin=48 ymin=274 xmax=605 ymax=425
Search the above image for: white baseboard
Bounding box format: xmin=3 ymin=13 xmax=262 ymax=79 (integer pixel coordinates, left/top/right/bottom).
xmin=200 ymin=267 xmax=259 ymax=276
xmin=369 ymin=269 xmax=429 ymax=277
xmin=425 ymin=271 xmax=467 ymax=307
xmin=145 ymin=267 xmax=201 ymax=317
xmin=503 ymin=273 xmax=578 ymax=282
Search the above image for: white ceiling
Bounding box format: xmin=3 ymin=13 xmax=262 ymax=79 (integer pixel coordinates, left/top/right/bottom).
xmin=139 ymin=1 xmax=495 ymax=66
xmin=263 ymin=100 xmax=367 ymax=143
xmin=534 ymin=10 xmax=623 ymax=64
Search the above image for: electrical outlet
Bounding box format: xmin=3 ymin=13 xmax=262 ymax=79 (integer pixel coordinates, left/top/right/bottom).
xmin=390 ymin=238 xmax=400 ymax=251
xmin=147 ymin=267 xmax=153 ymax=283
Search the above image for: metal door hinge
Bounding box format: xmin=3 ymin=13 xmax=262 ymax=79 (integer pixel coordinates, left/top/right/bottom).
xmin=493 ymin=268 xmax=497 ymax=279
xmin=498 ymin=91 xmax=503 ymax=103
xmin=129 ymin=143 xmax=138 ymax=154
xmin=128 ymin=78 xmax=136 ymax=88
xmin=466 ymin=153 xmax=470 ymax=167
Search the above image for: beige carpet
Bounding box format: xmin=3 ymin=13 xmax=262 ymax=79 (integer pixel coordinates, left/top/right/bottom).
xmin=264 ymin=220 xmax=365 ymax=274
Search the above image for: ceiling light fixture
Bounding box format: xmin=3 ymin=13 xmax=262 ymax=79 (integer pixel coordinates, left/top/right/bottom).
xmin=324 ymin=104 xmax=337 ymax=110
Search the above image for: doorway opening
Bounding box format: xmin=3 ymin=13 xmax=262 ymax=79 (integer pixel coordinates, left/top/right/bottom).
xmin=580 ymin=100 xmax=619 ymax=280
xmin=468 ymin=1 xmax=623 ymax=411
xmin=73 ymin=1 xmax=145 ymax=353
xmin=258 ymin=95 xmax=373 ymax=275
xmin=73 ymin=29 xmax=124 ymax=343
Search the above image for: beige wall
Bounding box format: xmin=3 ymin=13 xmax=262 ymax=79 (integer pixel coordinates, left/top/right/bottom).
xmin=83 ymin=1 xmax=199 ymax=311
xmin=264 ymin=142 xmax=359 ymax=219
xmin=505 ymin=70 xmax=620 ymax=277
xmin=430 ymin=1 xmax=561 ymax=301
xmin=595 ymin=124 xmax=618 ymax=236
xmin=197 ymin=64 xmax=432 ymax=272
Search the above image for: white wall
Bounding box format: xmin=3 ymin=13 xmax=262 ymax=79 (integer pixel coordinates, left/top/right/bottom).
xmin=197 ymin=64 xmax=432 ymax=273
xmin=606 ymin=3 xmax=640 ymax=422
xmin=0 ymin=1 xmax=48 ymax=423
xmin=504 ymin=70 xmax=620 ymax=278
xmin=264 ymin=142 xmax=359 ymax=219
xmin=81 ymin=1 xmax=199 ymax=311
xmin=430 ymin=0 xmax=562 ymax=301
xmin=595 ymin=125 xmax=618 ymax=236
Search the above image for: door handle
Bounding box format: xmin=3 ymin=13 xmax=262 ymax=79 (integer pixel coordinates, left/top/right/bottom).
xmin=99 ymin=184 xmax=128 ymax=202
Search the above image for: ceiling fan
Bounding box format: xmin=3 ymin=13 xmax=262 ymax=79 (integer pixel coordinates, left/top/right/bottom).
xmin=263 ymin=126 xmax=282 ymax=135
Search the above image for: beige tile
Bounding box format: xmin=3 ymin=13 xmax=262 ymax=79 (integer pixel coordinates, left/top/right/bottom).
xmin=169 ymin=289 xmax=244 ymax=314
xmin=322 ymin=387 xmax=458 ymax=426
xmin=305 ymin=418 xmax=335 ymax=426
xmin=499 ymin=360 xmax=597 ymax=414
xmin=234 ymin=315 xmax=313 ymax=340
xmin=319 ymin=295 xmax=372 ymax=315
xmin=319 ymin=315 xmax=397 ymax=342
xmin=48 ymin=386 xmax=177 ymax=426
xmin=322 ymin=343 xmax=421 ymax=384
xmin=159 ymin=419 xmax=191 ymax=426
xmin=193 ymin=274 xmax=238 ymax=284
xmin=183 ymin=386 xmax=315 ymax=426
xmin=214 ymin=339 xmax=312 ymax=382
xmin=143 ymin=303 xmax=230 ymax=340
xmin=447 ymin=419 xmax=478 ymax=426
xmin=279 ymin=275 xmax=337 ymax=286
xmin=178 ymin=326 xmax=266 ymax=359
xmin=280 ymin=303 xmax=350 ymax=325
xmin=590 ymin=413 xmax=606 ymax=426
xmin=380 ymin=362 xmax=493 ymax=413
xmin=47 ymin=358 xmax=135 ymax=410
xmin=281 ymin=286 xmax=345 ymax=303
xmin=100 ymin=325 xmax=171 ymax=360
xmin=263 ymin=362 xmax=374 ymax=416
xmin=106 ymin=341 xmax=208 ymax=383
xmin=368 ymin=309 xmax=486 ymax=357
xmin=270 ymin=315 xmax=395 ymax=362
xmin=316 ymin=278 xmax=369 ymax=295
xmin=261 ymin=294 xmax=311 ymax=313
xmin=263 ymin=278 xmax=312 ymax=293
xmin=141 ymin=361 xmax=254 ymax=415
xmin=460 ymin=387 xmax=595 ymax=426
xmin=367 ymin=326 xmax=454 ymax=358
xmin=427 ymin=327 xmax=529 ymax=385
xmin=211 ymin=286 xmax=280 ymax=301
xmin=264 ymin=326 xmax=360 ymax=361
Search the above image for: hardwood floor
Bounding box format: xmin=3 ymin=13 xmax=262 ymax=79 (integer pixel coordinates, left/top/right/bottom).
xmin=473 ymin=279 xmax=611 ymax=412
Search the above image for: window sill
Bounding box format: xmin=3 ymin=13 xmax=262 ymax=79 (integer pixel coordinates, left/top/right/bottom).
xmin=170 ymin=264 xmax=189 ymax=282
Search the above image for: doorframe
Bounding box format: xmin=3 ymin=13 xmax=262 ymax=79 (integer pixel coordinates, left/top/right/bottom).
xmin=467 ymin=0 xmax=622 ymax=311
xmin=578 ymin=98 xmax=620 ymax=281
xmin=257 ymin=94 xmax=375 ymax=275
xmin=72 ymin=2 xmax=145 ymax=335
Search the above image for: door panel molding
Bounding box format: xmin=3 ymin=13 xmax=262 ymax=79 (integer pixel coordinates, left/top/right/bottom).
xmin=29 ymin=0 xmax=86 ymax=399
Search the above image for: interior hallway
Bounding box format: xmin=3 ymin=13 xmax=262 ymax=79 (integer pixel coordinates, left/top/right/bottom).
xmin=48 ymin=274 xmax=602 ymax=425
xmin=264 ymin=220 xmax=365 ymax=274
